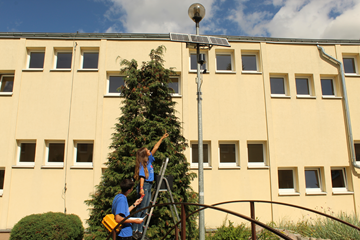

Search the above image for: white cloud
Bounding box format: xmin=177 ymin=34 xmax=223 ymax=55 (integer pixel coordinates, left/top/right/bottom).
xmin=229 ymin=0 xmax=360 ymax=39
xmin=102 ymin=0 xmax=216 ymax=34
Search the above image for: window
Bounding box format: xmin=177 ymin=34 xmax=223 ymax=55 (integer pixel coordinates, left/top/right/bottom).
xmin=321 ymin=79 xmax=335 ymax=96
xmin=0 ymin=168 xmax=4 ymax=196
xmin=107 ymin=76 xmax=125 ymax=95
xmin=270 ymin=77 xmax=287 ymax=96
xmin=168 ymin=77 xmax=180 ymax=95
xmin=278 ymin=169 xmax=297 ymax=194
xmin=56 ymin=52 xmax=72 ymax=69
xmin=82 ymin=52 xmax=99 ymax=69
xmin=74 ymin=142 xmax=93 ymax=166
xmin=191 ymin=143 xmax=210 ymax=167
xmin=190 ymin=53 xmax=207 ymax=71
xmin=242 ymin=54 xmax=257 ymax=72
xmin=216 ymin=53 xmax=233 ymax=72
xmin=296 ymin=78 xmax=310 ymax=95
xmin=0 ymin=75 xmax=14 ymax=94
xmin=219 ymin=143 xmax=237 ymax=167
xmin=28 ymin=52 xmax=45 ymax=69
xmin=331 ymin=168 xmax=348 ymax=192
xmin=343 ymin=57 xmax=357 ymax=74
xmin=355 ymin=143 xmax=360 ymax=162
xmin=46 ymin=142 xmax=65 ymax=166
xmin=247 ymin=143 xmax=265 ymax=166
xmin=305 ymin=168 xmax=323 ymax=193
xmin=17 ymin=142 xmax=36 ymax=166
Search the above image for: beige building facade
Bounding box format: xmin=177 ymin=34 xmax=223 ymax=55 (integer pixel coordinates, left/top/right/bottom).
xmin=1 ymin=33 xmax=360 ymax=231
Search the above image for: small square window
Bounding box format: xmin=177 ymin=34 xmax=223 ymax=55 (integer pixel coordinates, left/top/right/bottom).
xmin=190 ymin=53 xmax=207 ymax=71
xmin=219 ymin=143 xmax=237 ymax=167
xmin=321 ymin=79 xmax=335 ymax=96
xmin=191 ymin=143 xmax=210 ymax=167
xmin=343 ymin=57 xmax=356 ymax=74
xmin=242 ymin=55 xmax=257 ymax=71
xmin=168 ymin=77 xmax=180 ymax=95
xmin=56 ymin=52 xmax=72 ymax=69
xmin=107 ymin=76 xmax=125 ymax=95
xmin=278 ymin=169 xmax=296 ymax=193
xmin=216 ymin=54 xmax=233 ymax=71
xmin=270 ymin=77 xmax=286 ymax=95
xmin=296 ymin=78 xmax=310 ymax=95
xmin=17 ymin=142 xmax=36 ymax=166
xmin=82 ymin=52 xmax=99 ymax=69
xmin=0 ymin=75 xmax=14 ymax=93
xmin=305 ymin=169 xmax=323 ymax=193
xmin=75 ymin=142 xmax=93 ymax=165
xmin=0 ymin=168 xmax=4 ymax=195
xmin=248 ymin=143 xmax=265 ymax=166
xmin=29 ymin=52 xmax=45 ymax=69
xmin=46 ymin=142 xmax=65 ymax=165
xmin=331 ymin=168 xmax=347 ymax=191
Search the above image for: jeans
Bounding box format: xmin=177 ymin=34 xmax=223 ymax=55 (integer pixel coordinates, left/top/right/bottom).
xmin=132 ymin=181 xmax=152 ymax=233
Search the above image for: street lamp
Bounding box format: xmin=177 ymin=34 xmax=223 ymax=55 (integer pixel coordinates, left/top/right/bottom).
xmin=188 ymin=3 xmax=206 ymax=240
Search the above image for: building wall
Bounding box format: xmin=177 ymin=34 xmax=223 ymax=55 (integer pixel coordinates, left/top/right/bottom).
xmin=0 ymin=36 xmax=360 ymax=230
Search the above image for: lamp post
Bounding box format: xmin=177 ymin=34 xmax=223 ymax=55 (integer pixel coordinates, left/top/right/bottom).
xmin=188 ymin=3 xmax=206 ymax=240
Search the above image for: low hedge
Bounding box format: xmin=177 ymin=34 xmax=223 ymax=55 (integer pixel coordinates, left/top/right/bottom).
xmin=10 ymin=212 xmax=84 ymax=240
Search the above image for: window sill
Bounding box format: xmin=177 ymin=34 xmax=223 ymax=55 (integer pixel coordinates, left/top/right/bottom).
xmin=241 ymin=71 xmax=262 ymax=74
xmin=218 ymin=166 xmax=240 ymax=169
xmin=170 ymin=94 xmax=182 ymax=98
xmin=0 ymin=92 xmax=12 ymax=96
xmin=247 ymin=165 xmax=269 ymax=169
xmin=344 ymin=73 xmax=360 ymax=77
xmin=215 ymin=71 xmax=236 ymax=74
xmin=70 ymin=165 xmax=93 ymax=169
xmin=322 ymin=96 xmax=342 ymax=99
xmin=296 ymin=95 xmax=316 ymax=99
xmin=41 ymin=165 xmax=64 ymax=169
xmin=189 ymin=70 xmax=209 ymax=74
xmin=104 ymin=94 xmax=122 ymax=97
xmin=278 ymin=192 xmax=300 ymax=196
xmin=271 ymin=95 xmax=291 ymax=98
xmin=50 ymin=69 xmax=71 ymax=72
xmin=190 ymin=166 xmax=212 ymax=170
xmin=12 ymin=164 xmax=35 ymax=169
xmin=22 ymin=69 xmax=43 ymax=72
xmin=305 ymin=191 xmax=327 ymax=196
xmin=332 ymin=191 xmax=354 ymax=195
xmin=77 ymin=69 xmax=98 ymax=72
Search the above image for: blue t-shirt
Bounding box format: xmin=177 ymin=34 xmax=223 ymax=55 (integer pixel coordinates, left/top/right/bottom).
xmin=112 ymin=194 xmax=132 ymax=237
xmin=139 ymin=153 xmax=155 ymax=182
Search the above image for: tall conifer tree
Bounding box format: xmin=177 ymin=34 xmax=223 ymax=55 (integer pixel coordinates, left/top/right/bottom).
xmin=85 ymin=46 xmax=198 ymax=239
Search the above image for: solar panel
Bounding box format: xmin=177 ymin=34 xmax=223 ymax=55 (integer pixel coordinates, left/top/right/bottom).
xmin=170 ymin=33 xmax=230 ymax=47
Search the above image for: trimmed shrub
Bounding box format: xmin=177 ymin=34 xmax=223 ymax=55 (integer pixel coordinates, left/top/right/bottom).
xmin=10 ymin=212 xmax=84 ymax=240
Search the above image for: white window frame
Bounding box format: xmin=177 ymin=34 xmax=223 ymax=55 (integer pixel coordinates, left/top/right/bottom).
xmin=270 ymin=76 xmax=289 ymax=97
xmin=168 ymin=76 xmax=181 ymax=96
xmin=190 ymin=142 xmax=211 ymax=168
xmin=305 ymin=168 xmax=324 ymax=194
xmin=106 ymin=75 xmax=125 ymax=96
xmin=247 ymin=142 xmax=266 ymax=167
xmin=53 ymin=50 xmax=72 ymax=70
xmin=45 ymin=141 xmax=65 ymax=167
xmin=189 ymin=51 xmax=208 ymax=73
xmin=0 ymin=168 xmax=4 ymax=196
xmin=320 ymin=78 xmax=336 ymax=97
xmin=331 ymin=168 xmax=349 ymax=193
xmin=278 ymin=168 xmax=298 ymax=195
xmin=215 ymin=52 xmax=235 ymax=73
xmin=343 ymin=55 xmax=358 ymax=75
xmin=0 ymin=75 xmax=14 ymax=96
xmin=73 ymin=141 xmax=94 ymax=167
xmin=218 ymin=142 xmax=238 ymax=168
xmin=80 ymin=50 xmax=99 ymax=71
xmin=27 ymin=50 xmax=45 ymax=70
xmin=241 ymin=52 xmax=260 ymax=73
xmin=16 ymin=141 xmax=36 ymax=167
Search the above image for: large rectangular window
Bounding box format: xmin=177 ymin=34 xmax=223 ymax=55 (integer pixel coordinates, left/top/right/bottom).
xmin=296 ymin=78 xmax=310 ymax=95
xmin=331 ymin=168 xmax=348 ymax=192
xmin=17 ymin=142 xmax=36 ymax=166
xmin=107 ymin=76 xmax=125 ymax=95
xmin=190 ymin=53 xmax=207 ymax=71
xmin=216 ymin=53 xmax=233 ymax=72
xmin=46 ymin=142 xmax=65 ymax=166
xmin=28 ymin=52 xmax=45 ymax=69
xmin=74 ymin=142 xmax=93 ymax=166
xmin=0 ymin=168 xmax=4 ymax=196
xmin=343 ymin=57 xmax=357 ymax=74
xmin=0 ymin=75 xmax=14 ymax=94
xmin=321 ymin=79 xmax=335 ymax=96
xmin=278 ymin=169 xmax=297 ymax=194
xmin=219 ymin=143 xmax=237 ymax=167
xmin=247 ymin=143 xmax=265 ymax=166
xmin=56 ymin=52 xmax=72 ymax=69
xmin=270 ymin=77 xmax=286 ymax=95
xmin=168 ymin=77 xmax=180 ymax=95
xmin=82 ymin=52 xmax=99 ymax=69
xmin=305 ymin=168 xmax=324 ymax=193
xmin=241 ymin=54 xmax=257 ymax=72
xmin=191 ymin=143 xmax=210 ymax=167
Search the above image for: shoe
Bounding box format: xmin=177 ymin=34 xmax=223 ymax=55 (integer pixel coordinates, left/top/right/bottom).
xmin=133 ymin=231 xmax=142 ymax=240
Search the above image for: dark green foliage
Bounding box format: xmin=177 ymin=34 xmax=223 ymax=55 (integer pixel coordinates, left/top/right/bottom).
xmin=85 ymin=46 xmax=198 ymax=239
xmin=10 ymin=212 xmax=84 ymax=240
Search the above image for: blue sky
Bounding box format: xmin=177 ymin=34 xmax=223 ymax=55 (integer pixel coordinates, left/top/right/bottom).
xmin=1 ymin=0 xmax=360 ymax=39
